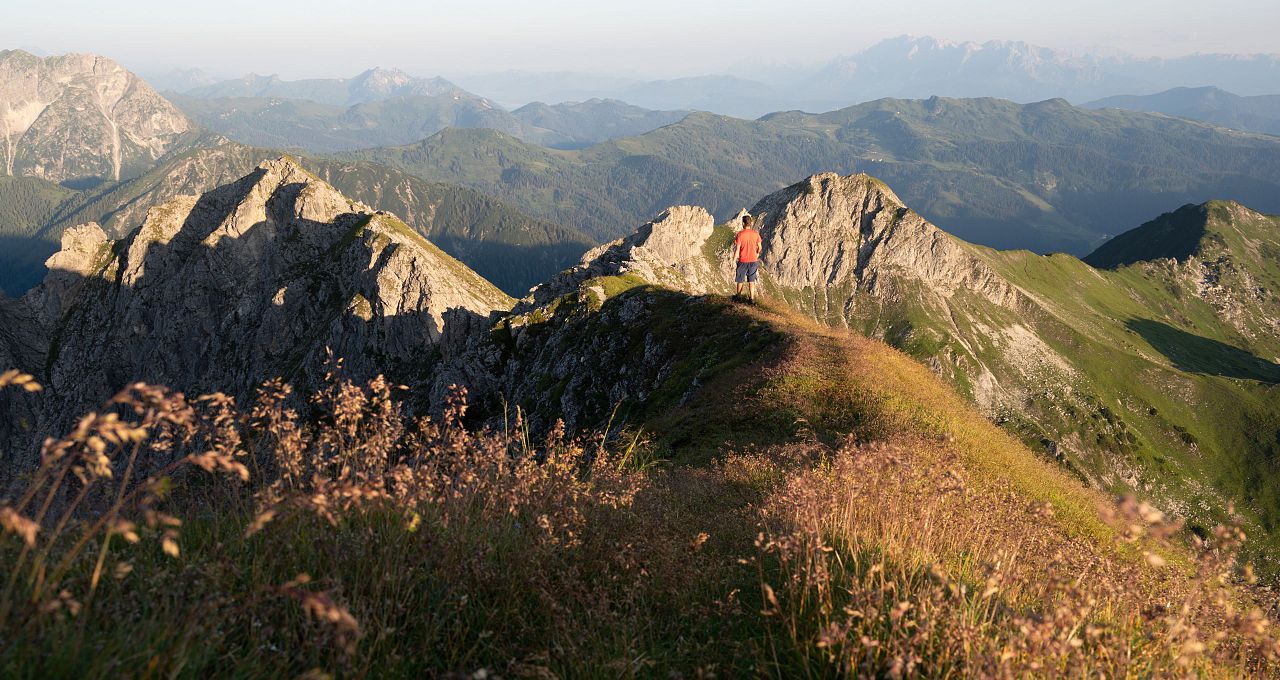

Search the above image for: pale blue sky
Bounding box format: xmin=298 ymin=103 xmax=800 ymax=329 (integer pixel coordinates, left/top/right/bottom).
xmin=3 ymin=0 xmax=1277 ymax=78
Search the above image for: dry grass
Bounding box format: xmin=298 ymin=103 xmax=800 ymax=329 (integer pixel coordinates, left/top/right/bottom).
xmin=749 ymin=437 xmax=1280 ymax=677
xmin=0 ymin=300 xmax=1277 ymax=677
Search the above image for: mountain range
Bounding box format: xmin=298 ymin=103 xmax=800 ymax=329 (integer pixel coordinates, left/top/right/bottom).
xmin=11 ymin=152 xmax=1280 ymax=675
xmin=795 ymin=36 xmax=1280 ymax=105
xmin=3 ymin=157 xmax=1277 ymax=569
xmin=0 ymin=137 xmax=591 ymax=298
xmin=166 ymin=37 xmax=1280 ymax=122
xmin=1086 ymin=86 xmax=1280 ymax=136
xmin=167 ymin=91 xmax=688 ymax=152
xmin=4 ymin=37 xmax=1280 ymax=674
xmin=6 ymin=49 xmax=1280 ymax=301
xmin=452 ymin=36 xmax=1280 ymax=115
xmin=345 ymin=96 xmax=1280 ymax=254
xmin=181 ymin=67 xmax=465 ymax=106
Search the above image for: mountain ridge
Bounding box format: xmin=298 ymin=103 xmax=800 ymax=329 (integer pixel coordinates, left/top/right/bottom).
xmin=5 ymin=161 xmax=1278 ymax=570
xmin=0 ymin=49 xmax=191 ymax=184
xmin=167 ymin=92 xmax=689 ymax=152
xmin=450 ymin=36 xmax=1280 ymax=115
xmin=0 ymin=137 xmax=593 ymax=297
xmin=484 ymin=172 xmax=1280 ymax=567
xmin=183 ymin=67 xmax=465 ymax=105
xmin=0 ymin=156 xmax=512 ymax=470
xmin=1084 ymin=86 xmax=1280 ymax=136
xmin=346 ymin=95 xmax=1280 ymax=253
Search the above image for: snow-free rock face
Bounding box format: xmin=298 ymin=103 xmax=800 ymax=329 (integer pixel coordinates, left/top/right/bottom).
xmin=514 ymin=204 xmax=723 ymax=315
xmin=751 ymin=173 xmax=1021 ymax=310
xmin=2 ymin=157 xmax=511 ymax=459
xmin=0 ymin=50 xmax=191 ymax=183
xmin=736 ymin=173 xmax=1064 ymax=425
xmin=477 ymin=204 xmax=742 ymax=431
xmin=491 ymin=173 xmax=1041 ymax=432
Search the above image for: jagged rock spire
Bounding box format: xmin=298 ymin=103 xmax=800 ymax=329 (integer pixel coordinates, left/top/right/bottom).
xmin=4 ymin=158 xmax=512 ymax=454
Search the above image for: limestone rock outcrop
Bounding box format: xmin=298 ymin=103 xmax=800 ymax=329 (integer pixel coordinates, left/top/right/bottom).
xmin=750 ymin=173 xmax=1021 ymax=309
xmin=514 ymin=205 xmax=725 ymax=315
xmin=1 ymin=157 xmax=511 ymax=463
xmin=0 ymin=49 xmax=190 ymax=183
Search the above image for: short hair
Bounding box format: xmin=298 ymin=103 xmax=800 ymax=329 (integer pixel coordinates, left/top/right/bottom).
xmin=742 ymin=214 xmax=754 ymax=228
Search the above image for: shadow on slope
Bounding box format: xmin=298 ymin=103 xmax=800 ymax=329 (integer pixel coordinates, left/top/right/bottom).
xmin=428 ymin=237 xmax=585 ymax=297
xmin=2 ymin=169 xmax=485 ymax=476
xmin=1128 ymin=318 xmax=1280 ymax=383
xmin=0 ymin=236 xmax=60 ymax=297
xmin=1085 ymin=204 xmax=1209 ymax=269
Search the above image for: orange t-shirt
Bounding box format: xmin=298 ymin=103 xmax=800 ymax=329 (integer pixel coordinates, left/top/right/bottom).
xmin=735 ymin=228 xmax=762 ymax=263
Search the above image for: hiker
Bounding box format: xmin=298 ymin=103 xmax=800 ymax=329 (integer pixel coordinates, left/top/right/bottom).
xmin=733 ymin=213 xmax=763 ymax=303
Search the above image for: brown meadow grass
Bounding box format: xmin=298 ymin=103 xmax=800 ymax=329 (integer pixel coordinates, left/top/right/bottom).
xmin=0 ymin=299 xmax=1277 ymax=677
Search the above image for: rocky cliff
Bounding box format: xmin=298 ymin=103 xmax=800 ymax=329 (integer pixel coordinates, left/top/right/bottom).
xmin=0 ymin=49 xmax=190 ymax=184
xmin=751 ymin=173 xmax=1021 ymax=310
xmin=478 ymin=171 xmax=1278 ymax=552
xmin=0 ymin=157 xmax=511 ymax=473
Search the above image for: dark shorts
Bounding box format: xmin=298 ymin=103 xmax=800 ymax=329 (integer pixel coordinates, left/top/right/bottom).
xmin=735 ymin=261 xmax=760 ymax=283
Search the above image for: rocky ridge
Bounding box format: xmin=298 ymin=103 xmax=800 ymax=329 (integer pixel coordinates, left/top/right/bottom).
xmin=0 ymin=157 xmax=511 ymax=473
xmin=1085 ymin=201 xmax=1280 ymax=350
xmin=7 ymin=137 xmax=592 ymax=299
xmin=3 ymin=164 xmax=1277 ymax=559
xmin=477 ymin=172 xmax=1279 ymax=550
xmin=0 ymin=50 xmax=190 ymax=183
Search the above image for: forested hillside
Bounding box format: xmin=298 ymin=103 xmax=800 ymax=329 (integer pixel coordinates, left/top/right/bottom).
xmin=348 ymin=96 xmax=1280 ymax=253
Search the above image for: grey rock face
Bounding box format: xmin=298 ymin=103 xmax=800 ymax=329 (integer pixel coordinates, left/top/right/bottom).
xmin=1 ymin=157 xmax=512 ymax=464
xmin=751 ymin=173 xmax=1021 ymax=309
xmin=515 ymin=205 xmax=723 ymax=315
xmin=464 ymin=205 xmax=744 ymax=432
xmin=484 ymin=172 xmax=1036 ymax=432
xmin=0 ymin=49 xmax=190 ymax=183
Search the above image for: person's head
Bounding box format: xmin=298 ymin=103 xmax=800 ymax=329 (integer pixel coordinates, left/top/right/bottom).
xmin=742 ymin=214 xmax=754 ymax=229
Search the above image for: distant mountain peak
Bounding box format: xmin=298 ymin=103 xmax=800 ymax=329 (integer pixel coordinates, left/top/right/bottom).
xmin=184 ymin=68 xmax=466 ymax=105
xmin=352 ymin=66 xmax=415 ymax=89
xmin=0 ymin=50 xmax=190 ymax=183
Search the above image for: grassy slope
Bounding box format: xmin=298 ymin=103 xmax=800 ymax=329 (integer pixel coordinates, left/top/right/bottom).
xmin=711 ymin=185 xmax=1280 ymax=575
xmin=971 ymin=203 xmax=1280 ymax=566
xmin=8 ymin=294 xmax=1269 ymax=677
xmin=651 ymin=300 xmax=1119 ymax=539
xmin=345 ymin=97 xmax=1280 ymax=253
